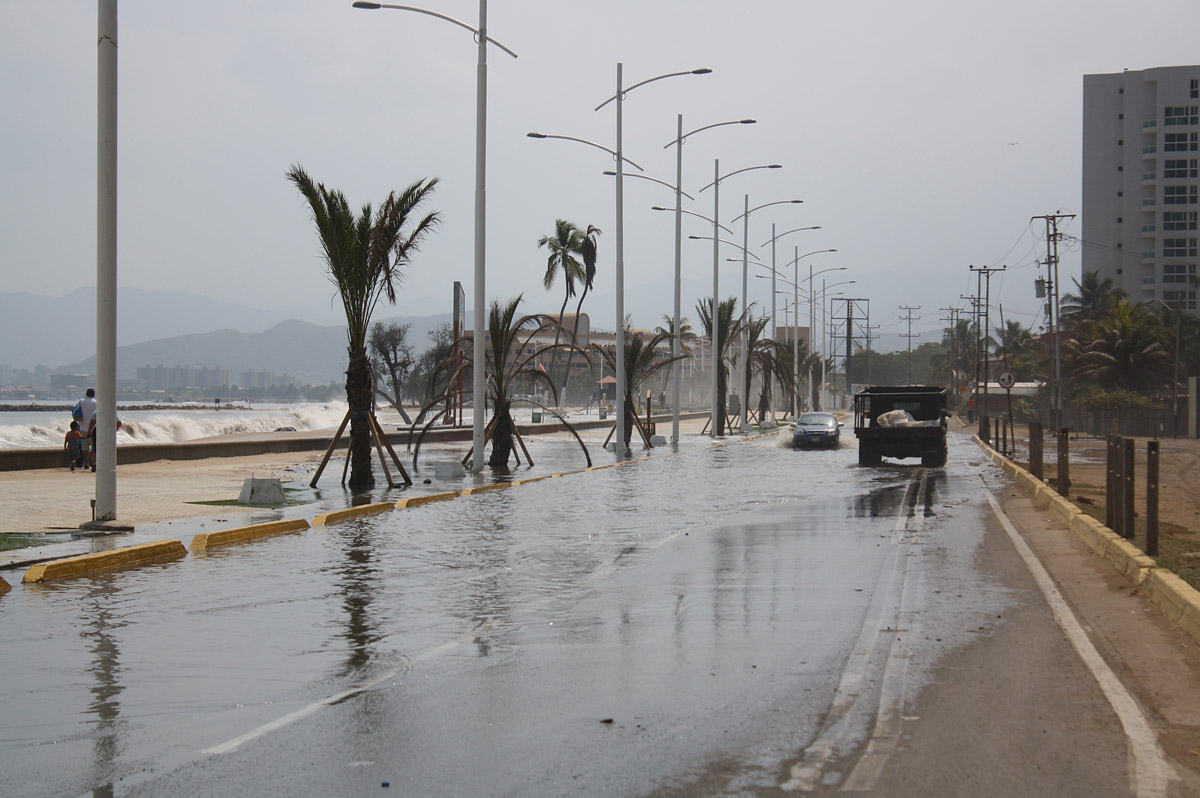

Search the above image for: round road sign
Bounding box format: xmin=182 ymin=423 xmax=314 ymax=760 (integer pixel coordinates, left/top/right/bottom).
xmin=997 ymin=370 xmax=1016 ymax=390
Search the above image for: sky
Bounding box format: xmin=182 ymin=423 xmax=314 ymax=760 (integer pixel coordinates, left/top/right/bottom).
xmin=5 ymin=0 xmax=1200 ymax=354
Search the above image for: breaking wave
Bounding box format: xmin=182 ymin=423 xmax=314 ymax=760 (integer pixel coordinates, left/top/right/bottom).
xmin=0 ymin=403 xmax=351 ymax=449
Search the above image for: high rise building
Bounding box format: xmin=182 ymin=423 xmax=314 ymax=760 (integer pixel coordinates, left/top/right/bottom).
xmin=1083 ymin=66 xmax=1200 ymax=315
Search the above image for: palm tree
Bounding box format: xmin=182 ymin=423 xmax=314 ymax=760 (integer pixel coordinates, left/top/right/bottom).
xmin=538 ymin=220 xmax=589 ymax=399
xmin=696 ymin=297 xmax=746 ymax=436
xmin=287 ymin=165 xmax=439 ymax=489
xmin=1060 ymin=271 xmax=1126 ymax=327
xmin=1066 ymin=300 xmax=1172 ymax=393
xmin=558 ymin=224 xmax=601 ymax=406
xmin=654 ymin=313 xmax=697 ymax=400
xmin=592 ymin=327 xmax=684 ymax=448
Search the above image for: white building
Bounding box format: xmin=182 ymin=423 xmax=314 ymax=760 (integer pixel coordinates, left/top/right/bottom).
xmin=1083 ymin=65 xmax=1200 ymax=314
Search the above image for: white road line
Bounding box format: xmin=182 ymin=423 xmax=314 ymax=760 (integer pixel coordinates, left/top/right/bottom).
xmin=983 ymin=490 xmax=1173 ymax=798
xmin=783 ymin=478 xmax=920 ymax=792
xmin=841 ymin=478 xmax=926 ymax=791
xmin=201 ymin=624 xmax=494 ymax=756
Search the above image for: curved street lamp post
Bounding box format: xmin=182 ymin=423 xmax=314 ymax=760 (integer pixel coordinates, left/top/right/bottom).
xmin=353 ymin=1 xmax=517 ymax=472
xmin=593 ymin=64 xmax=711 ymax=456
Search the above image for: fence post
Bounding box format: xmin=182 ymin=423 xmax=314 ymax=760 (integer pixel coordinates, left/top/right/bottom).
xmin=1121 ymin=437 xmax=1136 ymax=540
xmin=1105 ymin=435 xmax=1117 ymax=530
xmin=1146 ymin=440 xmax=1159 ymax=556
xmin=1056 ymin=427 xmax=1070 ymax=497
xmin=980 ymin=414 xmax=991 ymax=445
xmin=1030 ymin=422 xmax=1043 ymax=480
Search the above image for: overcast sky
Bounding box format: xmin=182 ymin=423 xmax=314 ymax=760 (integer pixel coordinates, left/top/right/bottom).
xmin=5 ymin=1 xmax=1200 ymax=351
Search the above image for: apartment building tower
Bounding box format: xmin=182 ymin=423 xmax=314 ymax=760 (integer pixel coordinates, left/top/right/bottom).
xmin=1083 ymin=65 xmax=1200 ymax=315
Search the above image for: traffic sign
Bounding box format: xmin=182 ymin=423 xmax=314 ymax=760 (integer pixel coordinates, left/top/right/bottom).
xmin=997 ymin=370 xmax=1016 ymax=390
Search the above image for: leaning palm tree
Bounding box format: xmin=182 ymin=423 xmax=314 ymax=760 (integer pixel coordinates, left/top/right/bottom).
xmin=287 ymin=165 xmax=440 ymax=489
xmin=696 ymin=296 xmax=746 ymax=436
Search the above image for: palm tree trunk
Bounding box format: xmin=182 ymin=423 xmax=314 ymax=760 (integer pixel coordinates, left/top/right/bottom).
xmin=346 ymin=346 xmax=375 ymax=489
xmin=560 ymin=286 xmax=590 ymax=408
xmin=488 ymin=400 xmax=515 ymax=468
xmin=623 ymin=393 xmax=635 ymax=449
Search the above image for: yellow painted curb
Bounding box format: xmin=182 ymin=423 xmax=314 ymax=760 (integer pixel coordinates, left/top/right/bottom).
xmin=586 ymin=464 xmax=617 ymax=471
xmin=461 ymin=482 xmax=511 ymax=496
xmin=512 ymin=476 xmax=551 ymax=486
xmin=22 ymin=540 xmax=187 ymax=583
xmin=396 ymin=491 xmax=459 ymax=508
xmin=1141 ymin=569 xmax=1200 ymax=645
xmin=1105 ymin=537 xmax=1157 ymax=585
xmin=190 ymin=519 xmax=310 ymax=552
xmin=312 ymin=502 xmax=396 ymax=527
xmin=0 ymin=574 xmax=9 ymax=593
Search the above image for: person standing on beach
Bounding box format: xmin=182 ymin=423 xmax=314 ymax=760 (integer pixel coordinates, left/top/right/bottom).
xmin=78 ymin=388 xmax=98 ymax=470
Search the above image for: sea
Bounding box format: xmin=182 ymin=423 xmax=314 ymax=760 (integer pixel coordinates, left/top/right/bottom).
xmin=0 ymin=401 xmax=355 ymax=449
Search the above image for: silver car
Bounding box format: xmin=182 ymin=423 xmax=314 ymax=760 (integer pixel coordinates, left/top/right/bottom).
xmin=792 ymin=412 xmax=842 ymax=448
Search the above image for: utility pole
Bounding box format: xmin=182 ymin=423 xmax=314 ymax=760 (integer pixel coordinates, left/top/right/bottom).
xmin=939 ymin=306 xmax=959 ymax=396
xmin=865 ymin=323 xmax=880 ymax=384
xmin=899 ymin=305 xmax=921 ymax=384
xmin=969 ymin=265 xmax=1006 ymax=433
xmin=1032 ymin=213 xmax=1074 ymax=429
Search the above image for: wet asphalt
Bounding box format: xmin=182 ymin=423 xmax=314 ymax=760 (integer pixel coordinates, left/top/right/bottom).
xmin=0 ymin=430 xmax=1142 ymax=796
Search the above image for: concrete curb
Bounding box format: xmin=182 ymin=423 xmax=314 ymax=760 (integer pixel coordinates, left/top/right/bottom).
xmin=461 ymin=482 xmax=511 ymax=496
xmin=395 ymin=491 xmax=459 ymax=509
xmin=22 ymin=540 xmax=187 ymax=583
xmin=974 ymin=435 xmax=1200 ymax=644
xmin=311 ymin=502 xmax=396 ymax=527
xmin=190 ymin=519 xmax=310 ymax=552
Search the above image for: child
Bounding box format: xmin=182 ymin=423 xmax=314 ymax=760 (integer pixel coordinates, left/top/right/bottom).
xmin=64 ymin=421 xmax=85 ymax=472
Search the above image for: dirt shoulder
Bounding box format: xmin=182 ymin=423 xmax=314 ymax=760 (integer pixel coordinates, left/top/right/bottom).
xmin=965 ymin=416 xmax=1200 ymax=589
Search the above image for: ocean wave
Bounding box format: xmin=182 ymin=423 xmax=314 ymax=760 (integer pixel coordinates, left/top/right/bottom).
xmin=0 ymin=403 xmax=351 ymax=449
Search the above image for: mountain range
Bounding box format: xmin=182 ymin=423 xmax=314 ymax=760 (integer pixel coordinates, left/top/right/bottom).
xmin=0 ymin=288 xmax=451 ymax=385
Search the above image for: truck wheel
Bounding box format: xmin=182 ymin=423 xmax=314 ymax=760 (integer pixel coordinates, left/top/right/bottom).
xmin=922 ymin=445 xmax=947 ymax=468
xmin=859 ymin=441 xmax=882 ymax=467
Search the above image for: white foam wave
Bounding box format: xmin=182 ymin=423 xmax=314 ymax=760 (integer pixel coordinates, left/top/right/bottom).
xmin=0 ymin=403 xmax=350 ymax=449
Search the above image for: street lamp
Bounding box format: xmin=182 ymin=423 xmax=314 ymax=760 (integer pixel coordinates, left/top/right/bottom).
xmin=651 ymin=206 xmax=733 ymax=234
xmin=354 ymin=1 xmax=517 ymax=473
xmin=727 ymin=199 xmax=803 ymax=429
xmin=593 ymin=64 xmax=712 ymax=456
xmin=695 ymin=163 xmax=781 ymax=436
xmin=603 ymin=171 xmax=693 ymax=200
xmin=659 ymin=117 xmax=755 ymax=445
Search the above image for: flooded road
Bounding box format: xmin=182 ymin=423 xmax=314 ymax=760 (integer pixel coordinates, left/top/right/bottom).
xmin=0 ymin=431 xmax=1169 ymax=796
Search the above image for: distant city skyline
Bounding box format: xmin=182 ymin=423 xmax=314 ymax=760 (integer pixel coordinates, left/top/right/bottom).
xmin=6 ymin=2 xmax=1200 ymax=352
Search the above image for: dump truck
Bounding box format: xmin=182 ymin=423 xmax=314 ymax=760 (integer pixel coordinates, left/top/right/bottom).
xmin=853 ymin=386 xmax=948 ymax=467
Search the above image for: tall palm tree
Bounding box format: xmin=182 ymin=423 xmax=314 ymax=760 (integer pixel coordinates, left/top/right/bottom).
xmin=559 ymin=224 xmax=601 ymax=406
xmin=538 ymin=220 xmax=589 ymax=398
xmin=1060 ymin=270 xmax=1126 ymax=327
xmin=696 ymin=296 xmax=746 ymax=436
xmin=287 ymin=165 xmax=440 ymax=489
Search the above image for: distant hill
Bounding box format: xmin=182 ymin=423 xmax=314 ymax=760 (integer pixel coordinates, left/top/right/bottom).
xmin=63 ymin=314 xmax=452 ymax=385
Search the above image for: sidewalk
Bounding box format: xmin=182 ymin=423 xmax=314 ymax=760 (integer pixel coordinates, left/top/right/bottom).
xmin=0 ymin=412 xmax=727 ymax=570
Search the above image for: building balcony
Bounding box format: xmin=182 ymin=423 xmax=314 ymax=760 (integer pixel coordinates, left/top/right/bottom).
xmin=1143 ymin=144 xmax=1158 ymax=155
xmin=1143 ymin=171 xmax=1156 ymax=181
xmin=1142 ymin=224 xmax=1156 ymax=233
xmin=1143 ymin=118 xmax=1158 ymax=129
xmin=1142 ymin=197 xmax=1157 ymax=206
